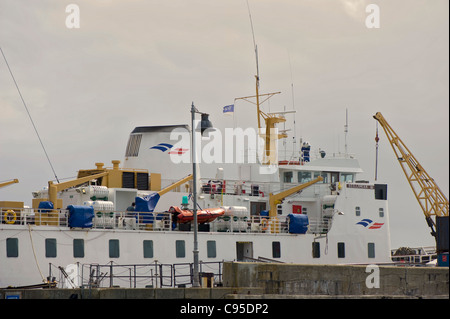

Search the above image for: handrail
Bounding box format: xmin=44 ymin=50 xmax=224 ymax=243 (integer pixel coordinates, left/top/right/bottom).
xmin=1 ymin=207 xmax=296 ymax=234
xmin=50 ymin=261 xmax=224 ymax=288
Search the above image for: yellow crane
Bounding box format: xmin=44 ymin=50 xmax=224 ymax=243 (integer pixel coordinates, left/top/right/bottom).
xmin=268 ymin=176 xmax=323 ymax=217
xmin=373 ymin=112 xmax=449 ymax=238
xmin=0 ymin=179 xmax=19 ymax=188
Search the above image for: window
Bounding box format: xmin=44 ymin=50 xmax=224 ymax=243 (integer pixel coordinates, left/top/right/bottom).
xmin=46 ymin=238 xmax=57 ymax=258
xmin=379 ymin=208 xmax=384 ymax=217
xmin=355 ymin=206 xmax=361 ymax=216
xmin=143 ymin=240 xmax=154 ymax=258
xmin=314 ymin=172 xmax=328 ymax=183
xmin=337 ymin=242 xmax=345 ymax=258
xmin=6 ymin=238 xmax=18 ymax=257
xmin=330 ymin=172 xmax=339 ymax=184
xmin=272 ymin=241 xmax=281 ymax=258
xmin=207 ymin=241 xmax=216 ymax=258
xmin=302 ymin=207 xmax=308 ymax=214
xmin=298 ymin=171 xmax=312 ymax=183
xmin=283 ymin=171 xmax=293 ymax=183
xmin=368 ymin=243 xmax=375 ymax=258
xmin=109 ymin=239 xmax=120 ymax=258
xmin=312 ymin=242 xmax=320 ymax=258
xmin=73 ymin=239 xmax=84 ymax=258
xmin=340 ymin=173 xmax=354 ymax=183
xmin=176 ymin=240 xmax=185 ymax=258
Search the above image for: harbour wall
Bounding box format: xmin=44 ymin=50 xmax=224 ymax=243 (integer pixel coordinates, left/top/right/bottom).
xmin=223 ymin=262 xmax=449 ymax=297
xmin=0 ymin=287 xmax=264 ymax=300
xmin=1 ymin=262 xmax=448 ymax=299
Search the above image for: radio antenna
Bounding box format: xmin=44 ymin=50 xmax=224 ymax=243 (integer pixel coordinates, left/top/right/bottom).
xmin=246 ymin=0 xmax=259 ymax=82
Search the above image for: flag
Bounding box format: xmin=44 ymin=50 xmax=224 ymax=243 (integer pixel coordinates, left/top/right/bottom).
xmin=223 ymin=104 xmax=234 ymax=115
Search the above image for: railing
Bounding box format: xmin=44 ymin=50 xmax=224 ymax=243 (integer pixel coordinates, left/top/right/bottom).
xmin=199 ymin=179 xmax=273 ymax=198
xmin=0 ymin=207 xmax=63 ymax=226
xmin=308 ymin=217 xmax=333 ymax=235
xmin=0 ymin=207 xmax=173 ymax=231
xmin=49 ymin=261 xmax=224 ymax=289
xmin=210 ymin=215 xmax=290 ymax=234
xmin=160 ymin=177 xmax=275 ymax=198
xmin=390 ymin=246 xmax=437 ymax=266
xmin=1 ymin=207 xmax=294 ymax=234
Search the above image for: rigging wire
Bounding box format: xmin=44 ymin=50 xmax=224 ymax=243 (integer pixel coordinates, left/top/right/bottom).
xmin=1 ymin=47 xmax=60 ymax=183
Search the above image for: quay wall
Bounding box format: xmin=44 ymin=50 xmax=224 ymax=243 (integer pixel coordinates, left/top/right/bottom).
xmin=1 ymin=263 xmax=448 ymax=299
xmin=223 ymin=262 xmax=449 ymax=297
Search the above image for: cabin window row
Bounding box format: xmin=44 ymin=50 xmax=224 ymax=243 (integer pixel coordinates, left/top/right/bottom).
xmin=312 ymin=242 xmax=376 ymax=259
xmin=5 ymin=238 xmax=283 ymax=260
xmin=6 ymin=238 xmax=375 ymax=260
xmin=4 ymin=238 xmax=218 ymax=259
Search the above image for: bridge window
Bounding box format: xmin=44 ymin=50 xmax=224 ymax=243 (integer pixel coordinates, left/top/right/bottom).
xmin=340 ymin=173 xmax=354 ymax=183
xmin=313 ymin=172 xmax=327 ymax=183
xmin=283 ymin=171 xmax=293 ymax=183
xmin=298 ymin=171 xmax=312 ymax=183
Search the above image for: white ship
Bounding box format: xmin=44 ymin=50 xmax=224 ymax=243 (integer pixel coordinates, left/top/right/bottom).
xmin=0 ymin=75 xmax=393 ymax=289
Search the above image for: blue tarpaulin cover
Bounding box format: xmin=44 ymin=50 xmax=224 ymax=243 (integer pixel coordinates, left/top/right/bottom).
xmin=135 ymin=193 xmax=162 ymax=224
xmin=38 ymin=201 xmax=53 ymax=212
xmin=68 ymin=205 xmax=94 ymax=228
xmin=288 ymin=213 xmax=309 ymax=234
xmin=135 ymin=193 xmax=160 ymax=212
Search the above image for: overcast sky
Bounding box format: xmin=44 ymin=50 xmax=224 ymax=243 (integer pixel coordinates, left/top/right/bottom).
xmin=0 ymin=0 xmax=448 ymax=249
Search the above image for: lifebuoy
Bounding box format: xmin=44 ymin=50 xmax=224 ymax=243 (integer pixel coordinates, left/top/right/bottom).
xmin=260 ymin=218 xmax=268 ymax=231
xmin=4 ymin=210 xmax=17 ymax=224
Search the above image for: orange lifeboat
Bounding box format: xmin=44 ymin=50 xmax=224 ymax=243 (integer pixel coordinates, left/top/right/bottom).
xmin=169 ymin=206 xmax=225 ymax=224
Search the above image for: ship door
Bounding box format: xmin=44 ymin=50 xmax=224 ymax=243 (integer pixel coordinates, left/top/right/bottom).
xmin=236 ymin=242 xmax=253 ymax=261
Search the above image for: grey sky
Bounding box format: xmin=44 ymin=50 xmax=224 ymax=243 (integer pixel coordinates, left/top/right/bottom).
xmin=0 ymin=0 xmax=448 ymax=248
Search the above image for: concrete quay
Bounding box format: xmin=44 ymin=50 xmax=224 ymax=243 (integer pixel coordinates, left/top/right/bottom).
xmin=1 ymin=262 xmax=448 ymax=299
xmin=0 ymin=287 xmax=264 ymax=300
xmin=223 ymin=262 xmax=449 ymax=298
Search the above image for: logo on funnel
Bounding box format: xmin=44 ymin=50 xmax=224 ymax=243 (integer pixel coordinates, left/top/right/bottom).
xmin=150 ymin=143 xmax=188 ymax=155
xmin=356 ymin=219 xmax=384 ymax=229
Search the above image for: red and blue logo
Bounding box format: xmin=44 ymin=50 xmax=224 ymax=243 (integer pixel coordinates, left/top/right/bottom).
xmin=150 ymin=143 xmax=189 ymax=155
xmin=356 ymin=219 xmax=384 ymax=229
